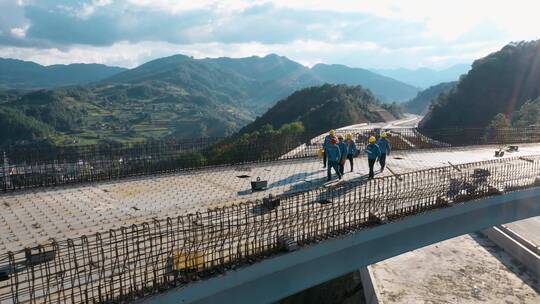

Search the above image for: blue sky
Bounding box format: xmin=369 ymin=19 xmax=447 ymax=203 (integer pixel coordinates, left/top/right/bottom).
xmin=0 ymin=0 xmax=539 ymax=69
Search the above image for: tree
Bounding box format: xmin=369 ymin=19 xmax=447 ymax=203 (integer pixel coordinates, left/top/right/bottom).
xmin=420 ymin=40 xmax=540 ymax=130
xmin=485 ymin=113 xmax=510 ymax=144
xmin=278 ymin=121 xmax=305 ymax=135
xmin=511 ymin=99 xmax=540 ymax=127
xmin=489 ymin=113 xmax=510 ymax=129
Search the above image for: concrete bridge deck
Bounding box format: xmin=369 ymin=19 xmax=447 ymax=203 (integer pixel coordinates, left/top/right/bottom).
xmin=142 ymin=186 xmax=540 ymax=304
xmin=2 ymin=143 xmax=540 ymax=253
xmin=2 ymin=138 xmax=540 ymax=303
xmin=368 ymin=233 xmax=540 ymax=303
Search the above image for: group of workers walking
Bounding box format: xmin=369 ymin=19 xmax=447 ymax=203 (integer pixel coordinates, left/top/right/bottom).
xmin=322 ymin=130 xmax=391 ymax=181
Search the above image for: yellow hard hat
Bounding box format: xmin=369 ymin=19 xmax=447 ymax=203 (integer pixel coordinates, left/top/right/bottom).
xmin=329 ymin=129 xmax=335 ymax=136
xmin=381 ymin=132 xmax=388 ymax=138
xmin=346 ymin=133 xmax=353 ymax=140
xmin=368 ymin=136 xmax=376 ymax=143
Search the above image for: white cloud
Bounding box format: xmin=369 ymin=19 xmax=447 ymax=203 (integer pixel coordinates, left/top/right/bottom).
xmin=2 ymin=0 xmax=539 ymax=69
xmin=126 ymin=0 xmax=257 ymax=14
xmin=120 ymin=1 xmax=540 ymax=44
xmin=79 ymin=0 xmax=113 ymax=18
xmin=269 ymin=0 xmax=540 ymax=42
xmin=10 ymin=26 xmax=27 ymax=38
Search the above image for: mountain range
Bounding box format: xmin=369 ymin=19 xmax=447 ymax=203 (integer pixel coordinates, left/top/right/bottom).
xmin=373 ymin=64 xmax=470 ymax=89
xmin=0 ymin=53 xmax=422 ymax=145
xmin=1 ymin=54 xmax=419 ymax=103
xmin=0 ymin=51 xmax=497 ymax=145
xmin=101 ymin=54 xmax=421 ymax=103
xmin=0 ymin=58 xmax=127 ymax=89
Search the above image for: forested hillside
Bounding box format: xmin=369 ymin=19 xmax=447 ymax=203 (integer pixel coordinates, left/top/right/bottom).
xmin=0 ymin=85 xmax=252 ymax=146
xmin=204 ymin=84 xmax=401 ymax=164
xmin=0 ymin=107 xmax=53 ymax=144
xmin=240 ymin=84 xmax=402 ymax=139
xmin=203 ymin=54 xmax=319 ymax=108
xmin=0 ymin=54 xmax=416 ymax=145
xmin=511 ymin=99 xmax=540 ymax=127
xmin=420 ymin=40 xmax=540 ymax=129
xmin=405 ymin=82 xmax=456 ymax=114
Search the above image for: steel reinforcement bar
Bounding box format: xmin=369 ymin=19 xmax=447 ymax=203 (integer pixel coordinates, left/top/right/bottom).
xmin=1 ymin=154 xmax=540 ymax=303
xmin=3 ymin=127 xmax=540 ymax=192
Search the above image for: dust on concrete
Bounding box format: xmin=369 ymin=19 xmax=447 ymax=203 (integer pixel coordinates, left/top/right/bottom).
xmin=371 ymin=233 xmax=540 ymax=304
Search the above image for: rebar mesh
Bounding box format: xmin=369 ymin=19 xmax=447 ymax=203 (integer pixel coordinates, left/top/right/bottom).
xmin=3 ymin=127 xmax=540 ymax=192
xmin=1 ymin=154 xmax=540 ymax=303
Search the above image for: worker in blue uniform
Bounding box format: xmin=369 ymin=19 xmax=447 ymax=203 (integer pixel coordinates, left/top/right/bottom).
xmin=322 ymin=129 xmax=336 ymax=168
xmin=326 ymin=137 xmax=342 ymax=181
xmin=365 ymin=136 xmax=381 ymax=179
xmin=345 ymin=133 xmax=357 ymax=172
xmin=337 ymin=135 xmax=348 ymax=175
xmin=377 ymin=132 xmax=391 ymax=172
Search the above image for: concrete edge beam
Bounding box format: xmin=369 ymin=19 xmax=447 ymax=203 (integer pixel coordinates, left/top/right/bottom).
xmin=359 ymin=266 xmax=381 ymax=304
xmin=142 ymin=187 xmax=540 ymax=304
xmin=498 ymin=225 xmax=540 ymax=256
xmin=482 ymin=226 xmax=540 ymax=277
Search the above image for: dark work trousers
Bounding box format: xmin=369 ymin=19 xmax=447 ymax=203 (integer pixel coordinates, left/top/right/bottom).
xmin=368 ymin=158 xmax=376 ymax=178
xmin=339 ymin=160 xmax=345 ymax=175
xmin=379 ymin=153 xmax=387 ymax=171
xmin=327 ymin=160 xmax=341 ymax=180
xmin=347 ymin=154 xmax=354 ymax=172
xmin=322 ymin=151 xmax=327 ymax=167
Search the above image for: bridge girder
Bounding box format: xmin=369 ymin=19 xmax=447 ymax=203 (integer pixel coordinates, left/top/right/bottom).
xmin=142 ymin=187 xmax=540 ymax=304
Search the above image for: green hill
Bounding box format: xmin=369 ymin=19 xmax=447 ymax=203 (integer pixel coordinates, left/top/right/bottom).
xmin=241 ymin=84 xmax=402 ymax=139
xmin=106 ymin=55 xmax=256 ymax=105
xmin=311 ymin=64 xmax=419 ymax=102
xmin=420 ymin=40 xmax=540 ymax=129
xmin=203 ymin=84 xmax=402 ymax=165
xmin=0 ymin=107 xmax=53 ymax=145
xmin=204 ymin=54 xmax=321 ymax=110
xmin=405 ymin=82 xmax=456 ymax=114
xmin=204 ymin=54 xmax=310 ymax=82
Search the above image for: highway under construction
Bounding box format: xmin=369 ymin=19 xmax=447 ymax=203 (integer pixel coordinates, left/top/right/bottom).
xmin=1 ymin=119 xmax=540 ymax=303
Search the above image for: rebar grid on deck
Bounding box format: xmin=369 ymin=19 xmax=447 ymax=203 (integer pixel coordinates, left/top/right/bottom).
xmin=4 ymin=127 xmax=540 ymax=192
xmin=1 ymin=154 xmax=540 ymax=303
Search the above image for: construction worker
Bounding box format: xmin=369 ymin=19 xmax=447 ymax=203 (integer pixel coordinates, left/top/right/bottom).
xmin=365 ymin=136 xmax=381 ymax=179
xmin=322 ymin=129 xmax=336 ymax=168
xmin=345 ymin=133 xmax=357 ymax=172
xmin=326 ymin=137 xmax=342 ymax=181
xmin=337 ymin=135 xmax=348 ymax=175
xmin=377 ymin=132 xmax=391 ymax=172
